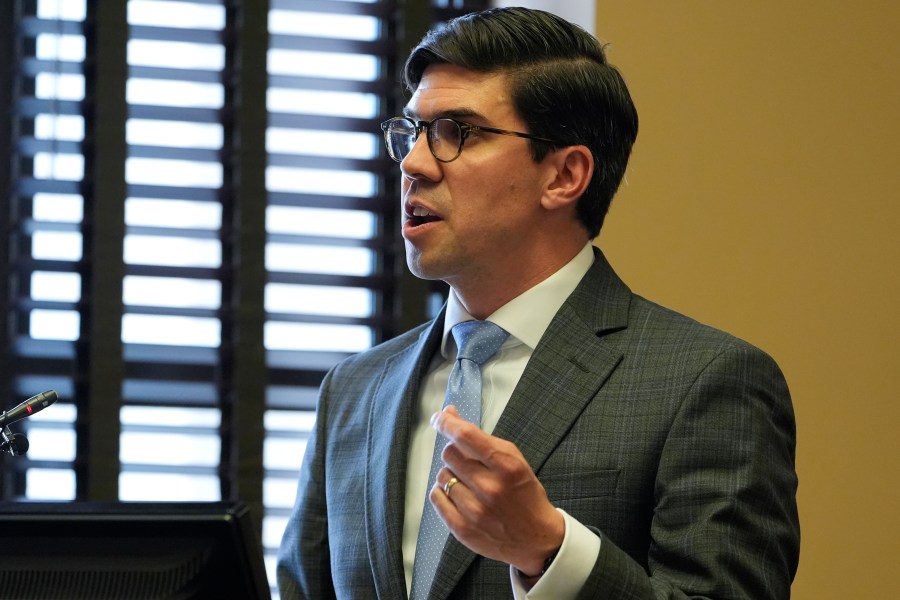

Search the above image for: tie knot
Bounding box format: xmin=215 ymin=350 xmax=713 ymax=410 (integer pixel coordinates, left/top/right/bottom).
xmin=451 ymin=321 xmax=509 ymax=366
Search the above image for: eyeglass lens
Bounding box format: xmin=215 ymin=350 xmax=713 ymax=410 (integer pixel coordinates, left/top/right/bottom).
xmin=386 ymin=119 xmax=416 ymax=162
xmin=427 ymin=119 xmax=461 ymax=161
xmin=385 ymin=119 xmax=462 ymax=162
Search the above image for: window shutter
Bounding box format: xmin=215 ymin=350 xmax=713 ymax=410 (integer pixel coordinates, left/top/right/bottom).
xmin=2 ymin=0 xmax=486 ymax=594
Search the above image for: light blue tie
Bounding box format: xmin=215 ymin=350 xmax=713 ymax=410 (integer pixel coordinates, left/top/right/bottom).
xmin=409 ymin=320 xmax=510 ymax=600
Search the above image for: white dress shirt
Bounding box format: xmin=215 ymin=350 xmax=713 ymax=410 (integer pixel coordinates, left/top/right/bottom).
xmin=402 ymin=242 xmax=602 ymax=599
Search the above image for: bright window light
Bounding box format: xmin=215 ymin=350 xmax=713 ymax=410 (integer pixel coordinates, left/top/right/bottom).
xmin=121 ymin=314 xmax=221 ymax=346
xmin=121 ymin=432 xmax=220 ymax=466
xmin=23 ymin=429 xmax=76 ymax=461
xmin=128 ymin=0 xmax=225 ymax=29
xmin=127 ymin=119 xmax=223 ymax=149
xmin=121 ymin=406 xmax=221 ymax=427
xmin=127 ymin=79 xmax=224 ymax=108
xmin=26 ymin=469 xmax=76 ymax=500
xmin=128 ymin=40 xmax=225 ymax=70
xmin=28 ymin=400 xmax=78 ymax=461
xmin=125 ymin=199 xmax=222 ymax=229
xmin=267 ymin=128 xmax=378 ymax=159
xmin=35 ymin=114 xmax=85 ymax=141
xmin=265 ymin=284 xmax=372 ymax=317
xmin=266 ymin=166 xmax=376 ymax=197
xmin=263 ymin=438 xmax=308 ymax=473
xmin=267 ymin=89 xmax=377 ymax=118
xmin=263 ymin=410 xmax=316 ymax=433
xmin=31 ymin=272 xmax=81 ymax=302
xmin=264 ymin=322 xmax=371 ymax=352
xmin=36 ymin=33 xmax=85 ymax=61
xmin=33 ymin=152 xmax=84 ymax=180
xmin=266 ymin=206 xmax=375 ymax=239
xmin=29 ymin=309 xmax=80 ymax=341
xmin=35 ymin=73 xmax=85 ymax=101
xmin=262 ymin=515 xmax=290 ymax=554
xmin=37 ymin=0 xmax=86 ymax=21
xmin=124 ymin=276 xmax=221 ymax=309
xmin=268 ymin=50 xmax=378 ymax=81
xmin=124 ymin=235 xmax=221 ymax=268
xmin=125 ymin=157 xmax=222 ymax=187
xmin=23 ymin=402 xmax=76 ymax=463
xmin=265 ymin=244 xmax=373 ymax=276
xmin=119 ymin=473 xmax=220 ymax=501
xmin=268 ymin=11 xmax=378 ymax=41
xmin=33 ymin=193 xmax=84 ymax=222
xmin=32 ymin=231 xmax=83 ymax=261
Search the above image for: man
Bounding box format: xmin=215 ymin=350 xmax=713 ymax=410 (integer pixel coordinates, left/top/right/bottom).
xmin=277 ymin=7 xmax=799 ymax=600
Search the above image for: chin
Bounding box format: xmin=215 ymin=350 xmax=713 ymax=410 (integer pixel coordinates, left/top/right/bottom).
xmin=406 ymin=259 xmax=439 ymax=282
xmin=405 ymin=248 xmax=446 ymax=282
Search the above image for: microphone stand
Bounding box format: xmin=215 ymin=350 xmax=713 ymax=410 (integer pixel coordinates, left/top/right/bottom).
xmin=0 ymin=424 xmax=29 ymax=456
xmin=0 ymin=390 xmax=57 ymax=458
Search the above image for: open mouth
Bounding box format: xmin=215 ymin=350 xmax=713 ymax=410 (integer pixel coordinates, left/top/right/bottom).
xmin=406 ymin=205 xmax=442 ymax=227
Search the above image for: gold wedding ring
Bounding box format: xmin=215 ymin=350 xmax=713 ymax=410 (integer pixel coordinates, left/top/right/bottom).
xmin=443 ymin=476 xmax=460 ymax=496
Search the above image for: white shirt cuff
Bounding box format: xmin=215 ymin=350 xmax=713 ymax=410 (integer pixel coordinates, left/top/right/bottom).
xmin=509 ymin=508 xmax=601 ymax=600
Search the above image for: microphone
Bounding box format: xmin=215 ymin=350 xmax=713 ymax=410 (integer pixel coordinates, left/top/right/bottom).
xmin=0 ymin=390 xmax=58 ymax=427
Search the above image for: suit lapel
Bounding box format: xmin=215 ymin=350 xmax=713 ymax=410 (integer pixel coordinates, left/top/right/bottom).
xmin=498 ymin=249 xmax=630 ymax=471
xmin=366 ymin=317 xmax=445 ymax=600
xmin=429 ymin=248 xmax=632 ymax=599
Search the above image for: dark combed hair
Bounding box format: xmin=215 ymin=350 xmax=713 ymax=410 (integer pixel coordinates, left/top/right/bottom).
xmin=403 ymin=7 xmax=639 ymax=238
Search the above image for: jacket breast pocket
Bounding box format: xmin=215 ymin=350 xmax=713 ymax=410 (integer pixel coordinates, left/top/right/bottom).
xmin=540 ymin=468 xmax=620 ymax=501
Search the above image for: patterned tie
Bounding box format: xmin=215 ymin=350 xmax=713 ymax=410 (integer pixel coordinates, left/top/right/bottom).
xmin=409 ymin=320 xmax=510 ymax=600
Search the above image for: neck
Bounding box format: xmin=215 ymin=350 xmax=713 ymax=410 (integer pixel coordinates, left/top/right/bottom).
xmin=448 ymin=241 xmax=588 ymax=319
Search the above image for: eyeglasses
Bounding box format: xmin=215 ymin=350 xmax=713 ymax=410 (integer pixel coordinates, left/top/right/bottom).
xmin=380 ymin=116 xmax=560 ymax=163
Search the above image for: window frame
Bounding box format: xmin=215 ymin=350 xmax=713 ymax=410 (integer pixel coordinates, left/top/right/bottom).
xmin=0 ymin=0 xmax=485 ymax=541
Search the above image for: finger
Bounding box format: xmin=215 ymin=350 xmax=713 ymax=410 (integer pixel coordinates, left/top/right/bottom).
xmin=434 ymin=468 xmax=481 ymax=513
xmin=430 ymin=407 xmax=486 ymax=470
xmin=432 ymin=406 xmax=495 ymax=457
xmin=437 ymin=469 xmax=463 ymax=501
xmin=431 ymin=470 xmax=475 ymax=531
xmin=433 ymin=406 xmax=521 ymax=468
xmin=439 ymin=404 xmax=461 ymax=419
xmin=440 ymin=440 xmax=489 ymax=483
xmin=438 ymin=432 xmax=526 ymax=514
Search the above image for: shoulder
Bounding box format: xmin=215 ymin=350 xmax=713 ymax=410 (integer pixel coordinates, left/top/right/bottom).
xmin=627 ymin=294 xmax=776 ymax=362
xmin=311 ymin=320 xmax=437 ymax=425
xmin=338 ymin=321 xmax=433 ymax=367
xmin=607 ymin=294 xmax=789 ymax=403
xmin=322 ymin=320 xmax=436 ymax=387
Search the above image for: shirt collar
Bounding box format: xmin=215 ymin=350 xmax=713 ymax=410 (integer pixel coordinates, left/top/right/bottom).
xmin=441 ymin=242 xmax=595 ymax=358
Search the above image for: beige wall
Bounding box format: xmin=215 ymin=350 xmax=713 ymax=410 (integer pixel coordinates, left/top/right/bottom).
xmin=596 ymin=2 xmax=900 ymax=598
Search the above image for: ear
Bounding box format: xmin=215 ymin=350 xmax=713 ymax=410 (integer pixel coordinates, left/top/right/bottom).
xmin=541 ymin=145 xmax=594 ymax=211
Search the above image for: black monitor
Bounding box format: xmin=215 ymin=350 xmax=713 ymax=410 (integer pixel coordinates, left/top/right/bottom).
xmin=0 ymin=501 xmax=271 ymax=600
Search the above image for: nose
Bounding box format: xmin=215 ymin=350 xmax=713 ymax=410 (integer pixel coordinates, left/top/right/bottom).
xmin=399 ymin=132 xmax=441 ymax=181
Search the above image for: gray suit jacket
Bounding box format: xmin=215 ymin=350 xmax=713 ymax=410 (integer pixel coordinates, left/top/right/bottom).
xmin=277 ymin=249 xmax=800 ymax=600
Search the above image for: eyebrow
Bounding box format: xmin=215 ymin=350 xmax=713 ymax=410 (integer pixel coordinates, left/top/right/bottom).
xmin=401 ymin=107 xmax=487 ymax=123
